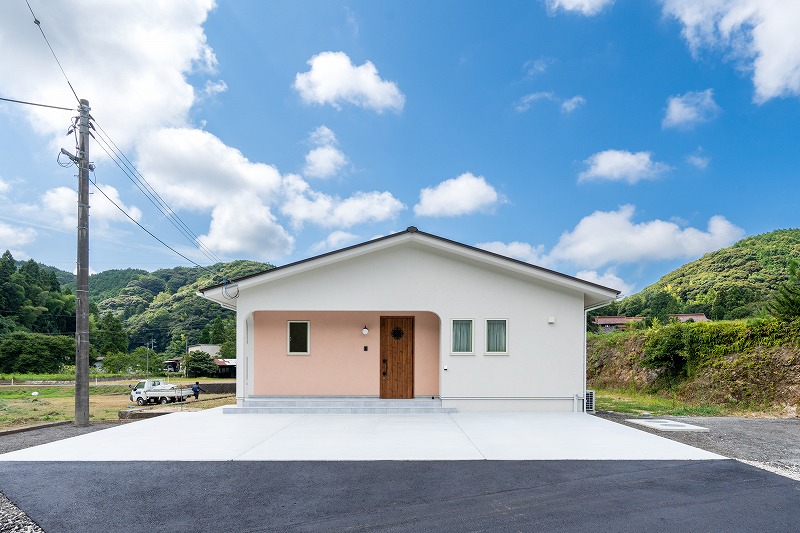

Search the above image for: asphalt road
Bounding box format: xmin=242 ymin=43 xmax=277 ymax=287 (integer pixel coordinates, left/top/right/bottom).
xmin=1 ymin=459 xmax=799 ymax=532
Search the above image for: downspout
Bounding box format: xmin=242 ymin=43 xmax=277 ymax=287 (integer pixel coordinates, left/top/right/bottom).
xmin=583 ymin=299 xmax=618 ymax=413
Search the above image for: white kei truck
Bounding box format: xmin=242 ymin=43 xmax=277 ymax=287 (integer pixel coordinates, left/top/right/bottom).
xmin=130 ymin=379 xmax=192 ymax=405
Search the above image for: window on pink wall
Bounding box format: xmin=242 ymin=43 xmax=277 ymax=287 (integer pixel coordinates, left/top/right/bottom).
xmin=288 ymin=321 xmax=309 ymax=354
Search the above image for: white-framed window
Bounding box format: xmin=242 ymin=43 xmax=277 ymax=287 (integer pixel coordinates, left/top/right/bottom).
xmin=451 ymin=319 xmax=473 ymax=354
xmin=287 ymin=321 xmax=310 ymax=355
xmin=486 ymin=319 xmax=508 ymax=354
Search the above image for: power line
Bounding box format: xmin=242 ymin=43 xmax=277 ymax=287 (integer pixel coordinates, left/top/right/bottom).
xmin=89 ymin=123 xmax=223 ymax=265
xmin=25 ymin=0 xmax=80 ymax=104
xmin=0 ymin=96 xmax=73 ymax=111
xmin=22 ymin=0 xmax=231 ymax=285
xmin=88 ymin=167 xmax=221 ymax=279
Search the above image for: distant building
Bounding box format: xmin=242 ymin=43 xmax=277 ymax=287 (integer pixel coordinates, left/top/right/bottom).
xmin=593 ymin=316 xmax=645 ymax=333
xmin=164 ymin=345 xmax=223 ymax=373
xmin=163 ymin=358 xmax=182 ymax=373
xmin=668 ymin=313 xmax=710 ymax=323
xmin=188 ymin=344 xmax=221 ymax=357
xmin=214 ymin=358 xmax=237 ymax=378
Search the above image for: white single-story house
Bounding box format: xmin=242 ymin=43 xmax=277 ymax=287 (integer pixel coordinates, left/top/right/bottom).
xmin=198 ymin=227 xmax=619 ymax=412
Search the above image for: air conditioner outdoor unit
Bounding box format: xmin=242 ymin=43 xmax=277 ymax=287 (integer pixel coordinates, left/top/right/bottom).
xmin=584 ymin=390 xmax=595 ymax=413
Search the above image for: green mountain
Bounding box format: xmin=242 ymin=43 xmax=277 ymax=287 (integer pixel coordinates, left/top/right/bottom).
xmin=611 ymin=229 xmax=800 ymax=321
xmin=17 ymin=260 xmax=75 ymax=288
xmin=1 ymin=248 xmax=271 ymax=357
xmin=96 ymin=260 xmax=272 ymax=350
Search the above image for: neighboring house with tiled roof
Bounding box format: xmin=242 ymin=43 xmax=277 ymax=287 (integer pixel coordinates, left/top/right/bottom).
xmin=593 ymin=316 xmax=645 ymax=332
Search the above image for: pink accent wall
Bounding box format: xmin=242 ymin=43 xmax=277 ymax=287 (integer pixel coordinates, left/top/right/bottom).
xmin=253 ymin=311 xmax=440 ymax=396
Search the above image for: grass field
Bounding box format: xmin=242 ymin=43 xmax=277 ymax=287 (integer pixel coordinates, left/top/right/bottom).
xmin=0 ymin=378 xmax=235 ymax=429
xmin=1 ymin=380 xmax=785 ymax=429
xmin=595 ymin=389 xmax=729 ymax=416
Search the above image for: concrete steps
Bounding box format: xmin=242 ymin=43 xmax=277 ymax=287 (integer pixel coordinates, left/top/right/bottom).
xmin=223 ymin=396 xmax=456 ymax=414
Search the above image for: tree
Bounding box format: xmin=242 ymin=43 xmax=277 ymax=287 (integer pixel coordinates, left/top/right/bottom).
xmin=94 ymin=312 xmax=129 ymax=355
xmin=767 ymin=261 xmax=800 ymax=321
xmin=100 ymin=351 xmax=139 ymax=374
xmin=184 ymin=351 xmax=218 ymax=377
xmin=201 ymin=316 xmax=235 ymax=357
xmin=0 ymin=332 xmax=74 ymax=373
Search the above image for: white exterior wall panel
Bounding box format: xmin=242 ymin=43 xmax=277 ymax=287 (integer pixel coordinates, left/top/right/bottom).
xmin=231 ymin=243 xmax=590 ymax=410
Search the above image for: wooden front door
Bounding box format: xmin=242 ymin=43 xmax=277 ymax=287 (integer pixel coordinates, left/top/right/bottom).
xmin=380 ymin=316 xmax=414 ymax=399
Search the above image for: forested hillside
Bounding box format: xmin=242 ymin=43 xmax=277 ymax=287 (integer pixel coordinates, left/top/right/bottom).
xmin=0 ymin=249 xmax=271 ymax=374
xmin=592 ymin=229 xmax=800 ymax=323
xmin=587 ymin=320 xmax=800 ymax=411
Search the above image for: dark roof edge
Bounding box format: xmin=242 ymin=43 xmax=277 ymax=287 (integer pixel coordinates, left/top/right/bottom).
xmin=199 ymin=226 xmax=621 ymax=296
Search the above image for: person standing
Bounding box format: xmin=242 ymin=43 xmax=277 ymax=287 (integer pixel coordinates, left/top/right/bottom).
xmin=191 ymin=381 xmax=207 ymax=400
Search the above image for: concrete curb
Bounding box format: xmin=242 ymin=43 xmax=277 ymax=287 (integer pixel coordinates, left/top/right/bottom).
xmin=0 ymin=421 xmax=74 ymax=437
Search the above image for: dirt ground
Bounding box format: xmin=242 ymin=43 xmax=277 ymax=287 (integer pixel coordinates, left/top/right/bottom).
xmin=0 ymin=392 xmax=233 ymax=430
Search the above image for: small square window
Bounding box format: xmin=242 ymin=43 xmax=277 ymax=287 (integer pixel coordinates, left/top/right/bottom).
xmin=451 ymin=319 xmax=473 ymax=354
xmin=288 ymin=321 xmax=309 ymax=354
xmin=486 ymin=319 xmax=507 ymax=354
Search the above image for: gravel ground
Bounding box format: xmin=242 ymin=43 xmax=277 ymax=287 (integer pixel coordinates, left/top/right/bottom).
xmin=1 ymin=414 xmax=799 ymax=531
xmin=594 ymin=411 xmax=800 ymax=480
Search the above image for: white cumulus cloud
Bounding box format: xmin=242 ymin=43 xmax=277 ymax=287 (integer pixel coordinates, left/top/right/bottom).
xmin=579 ymin=150 xmax=670 ymax=184
xmin=282 ymin=175 xmax=404 ymax=229
xmin=414 ymin=173 xmax=501 ymax=217
xmin=203 ymin=80 xmax=228 ymax=97
xmin=548 ymin=204 xmax=744 ymax=269
xmin=38 ymin=185 xmax=142 ymax=237
xmin=575 ymin=269 xmax=634 ymax=295
xmin=662 ymin=89 xmax=721 ymax=128
xmin=198 ymin=195 xmax=294 ymax=260
xmin=475 ymin=241 xmax=545 ymax=265
xmin=312 ymin=231 xmax=360 ymax=252
xmin=304 ymin=146 xmax=347 ymax=179
xmin=663 ymin=0 xmax=800 ymax=103
xmin=547 ymin=0 xmax=614 ymax=16
xmin=293 ymin=51 xmax=405 ymax=113
xmin=303 ymin=126 xmax=347 ymax=179
xmin=0 ymin=0 xmax=217 ymax=150
xmin=0 ymin=221 xmax=37 ymax=249
xmin=137 ymin=128 xmax=284 ymax=212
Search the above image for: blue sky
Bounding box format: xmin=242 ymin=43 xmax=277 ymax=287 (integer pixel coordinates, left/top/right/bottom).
xmin=0 ymin=0 xmax=798 ymax=296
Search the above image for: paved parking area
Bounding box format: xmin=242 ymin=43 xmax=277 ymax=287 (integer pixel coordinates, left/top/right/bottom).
xmin=2 ymin=459 xmax=798 ymax=532
xmin=3 ymin=410 xmax=799 ymax=532
xmin=0 ymin=408 xmax=722 ymax=461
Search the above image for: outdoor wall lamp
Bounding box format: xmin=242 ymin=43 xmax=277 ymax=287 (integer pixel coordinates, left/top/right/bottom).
xmin=362 ymin=325 xmax=369 ymax=335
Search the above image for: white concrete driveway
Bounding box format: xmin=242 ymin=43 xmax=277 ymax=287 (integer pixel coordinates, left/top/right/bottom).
xmin=0 ymin=408 xmax=724 ymax=461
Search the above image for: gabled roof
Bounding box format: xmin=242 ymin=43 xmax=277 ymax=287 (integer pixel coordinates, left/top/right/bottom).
xmin=199 ymin=226 xmax=620 ymax=310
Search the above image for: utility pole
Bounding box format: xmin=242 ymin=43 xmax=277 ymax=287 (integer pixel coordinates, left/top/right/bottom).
xmin=74 ymin=99 xmax=91 ymax=427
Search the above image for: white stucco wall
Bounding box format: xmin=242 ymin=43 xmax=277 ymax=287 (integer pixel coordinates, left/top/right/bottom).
xmin=230 ymin=240 xmax=590 ymax=411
